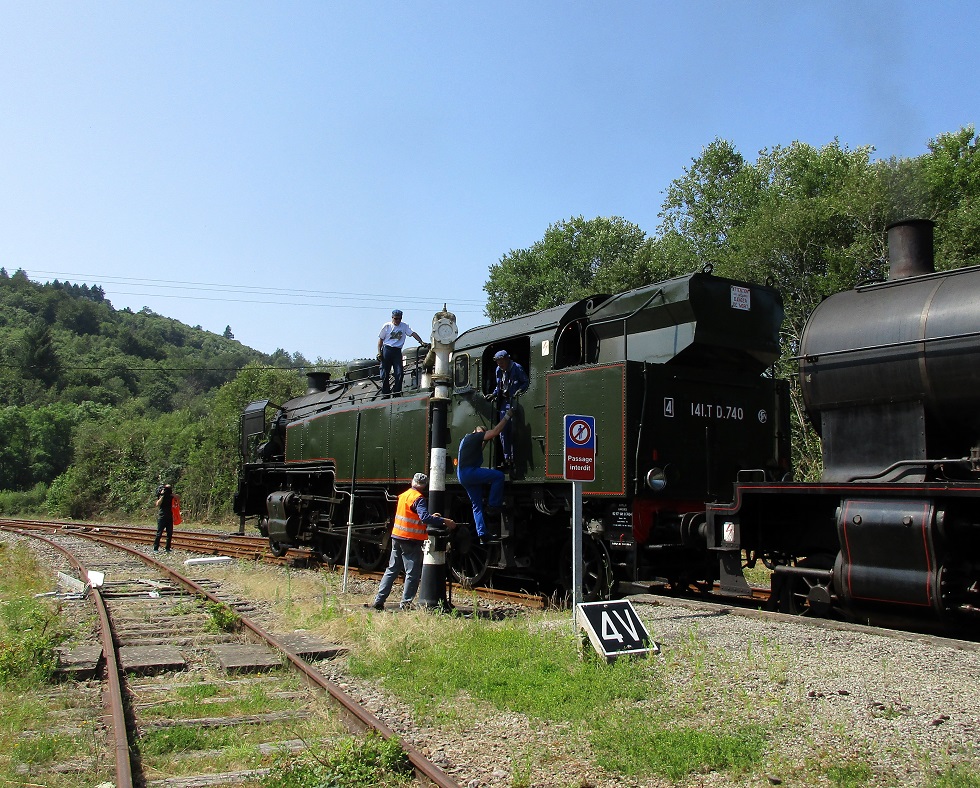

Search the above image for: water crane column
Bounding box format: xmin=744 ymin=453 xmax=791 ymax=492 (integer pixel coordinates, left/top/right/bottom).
xmin=418 ymin=306 xmax=458 ymax=609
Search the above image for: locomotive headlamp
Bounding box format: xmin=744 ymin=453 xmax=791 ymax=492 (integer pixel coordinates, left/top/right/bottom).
xmin=645 ymin=467 xmax=667 ymax=492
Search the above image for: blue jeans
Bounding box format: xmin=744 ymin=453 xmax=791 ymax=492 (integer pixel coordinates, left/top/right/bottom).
xmin=458 ymin=465 xmax=505 ymax=537
xmin=497 ymin=400 xmax=515 ymax=461
xmin=380 ymin=345 xmax=404 ymax=395
xmin=374 ymin=537 xmax=424 ymax=607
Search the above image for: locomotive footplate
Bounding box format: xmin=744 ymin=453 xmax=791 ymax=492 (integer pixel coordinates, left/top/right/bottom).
xmin=833 ymin=498 xmax=942 ymax=616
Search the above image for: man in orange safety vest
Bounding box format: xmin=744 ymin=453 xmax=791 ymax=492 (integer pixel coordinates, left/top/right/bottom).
xmin=367 ymin=473 xmax=455 ymax=611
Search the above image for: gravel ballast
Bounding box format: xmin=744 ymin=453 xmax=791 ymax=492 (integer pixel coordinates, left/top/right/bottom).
xmin=330 ymin=593 xmax=980 ymax=787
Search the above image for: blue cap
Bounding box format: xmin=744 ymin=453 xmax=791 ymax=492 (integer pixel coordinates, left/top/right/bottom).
xmin=392 ymin=309 xmax=403 ymax=317
xmin=494 ymin=350 xmax=509 ymax=359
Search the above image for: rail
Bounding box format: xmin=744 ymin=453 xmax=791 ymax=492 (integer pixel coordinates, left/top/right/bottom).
xmin=0 ymin=523 xmax=463 ymax=788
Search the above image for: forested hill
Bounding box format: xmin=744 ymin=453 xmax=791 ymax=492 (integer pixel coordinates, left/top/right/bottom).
xmin=0 ymin=269 xmax=314 ymax=522
xmin=0 ymin=268 xmax=300 ymax=409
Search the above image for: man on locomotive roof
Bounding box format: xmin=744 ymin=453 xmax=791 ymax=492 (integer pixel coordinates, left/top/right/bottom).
xmin=377 ymin=309 xmax=426 ymax=397
xmin=367 ymin=472 xmax=455 ymax=611
xmin=457 ymin=412 xmax=512 ymax=543
xmin=491 ymin=349 xmax=529 ymax=469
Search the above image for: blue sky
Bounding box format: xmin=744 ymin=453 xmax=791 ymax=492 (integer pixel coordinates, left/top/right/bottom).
xmin=1 ymin=1 xmax=976 ymax=364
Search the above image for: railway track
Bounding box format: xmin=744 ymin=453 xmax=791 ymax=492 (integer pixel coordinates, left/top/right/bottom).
xmin=6 ymin=517 xmax=979 ymax=786
xmin=0 ymin=517 xmax=548 ymax=610
xmin=0 ymin=524 xmax=461 ymax=788
xmin=8 ymin=518 xmax=979 ymax=649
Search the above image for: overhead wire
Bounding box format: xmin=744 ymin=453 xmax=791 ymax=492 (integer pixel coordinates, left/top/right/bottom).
xmin=26 ymin=269 xmax=489 ymax=312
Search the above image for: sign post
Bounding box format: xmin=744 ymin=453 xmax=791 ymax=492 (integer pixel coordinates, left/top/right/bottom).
xmin=564 ymin=415 xmax=595 ymax=621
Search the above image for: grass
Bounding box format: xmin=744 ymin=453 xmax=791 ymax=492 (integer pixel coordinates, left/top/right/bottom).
xmin=928 ymin=764 xmax=980 ymax=788
xmin=0 ymin=540 xmax=110 ymax=787
xmin=0 ymin=542 xmax=72 ymax=688
xmin=141 ymin=679 xmax=296 ymax=719
xmin=172 ymin=555 xmax=980 ymax=787
xmin=742 ymin=560 xmax=774 ymax=588
xmin=134 ymin=668 xmax=349 ymax=776
xmin=348 ymin=615 xmax=767 ymax=781
xmin=206 ymin=560 xmax=788 ymax=783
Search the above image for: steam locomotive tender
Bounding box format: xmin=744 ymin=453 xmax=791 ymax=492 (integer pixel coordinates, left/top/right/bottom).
xmin=234 ymin=271 xmax=790 ymax=600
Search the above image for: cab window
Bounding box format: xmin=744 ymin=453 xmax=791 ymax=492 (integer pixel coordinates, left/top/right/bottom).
xmin=453 ymin=354 xmax=469 ymax=388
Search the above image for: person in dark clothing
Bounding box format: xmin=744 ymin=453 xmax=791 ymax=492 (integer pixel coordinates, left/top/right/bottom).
xmin=154 ymin=484 xmax=174 ymax=552
xmin=457 ymin=412 xmax=511 ymax=540
xmin=491 ymin=350 xmax=529 ymax=467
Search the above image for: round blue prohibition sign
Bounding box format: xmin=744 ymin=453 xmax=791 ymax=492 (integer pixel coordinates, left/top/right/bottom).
xmin=568 ymin=419 xmax=592 ymax=446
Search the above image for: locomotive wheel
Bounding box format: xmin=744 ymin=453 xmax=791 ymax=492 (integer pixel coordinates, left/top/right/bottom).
xmin=318 ymin=533 xmax=347 ymax=565
xmin=780 ymin=554 xmax=836 ymax=616
xmin=353 ymin=526 xmax=390 ymax=571
xmin=559 ymin=533 xmax=614 ymax=602
xmin=350 ymin=500 xmax=392 ymax=571
xmin=450 ymin=533 xmax=493 ymax=588
xmin=268 ymin=538 xmax=289 ymax=558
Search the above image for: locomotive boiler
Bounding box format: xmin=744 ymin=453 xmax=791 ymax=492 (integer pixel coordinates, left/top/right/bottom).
xmin=708 ymin=219 xmax=980 ymax=632
xmin=234 ymin=271 xmax=790 ymax=600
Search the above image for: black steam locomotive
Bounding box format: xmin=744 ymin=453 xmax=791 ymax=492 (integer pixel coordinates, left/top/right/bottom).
xmin=709 ymin=219 xmax=980 ymax=632
xmin=235 ymin=219 xmax=980 ymax=633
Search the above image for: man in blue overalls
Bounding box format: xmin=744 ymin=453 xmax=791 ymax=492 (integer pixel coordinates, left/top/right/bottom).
xmin=491 ymin=350 xmax=529 ymax=469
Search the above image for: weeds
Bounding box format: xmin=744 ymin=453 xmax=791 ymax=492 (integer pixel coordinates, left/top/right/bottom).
xmin=144 ymin=682 xmax=288 ymax=719
xmin=261 ymin=732 xmax=412 ymax=788
xmin=825 ymin=759 xmax=874 ymax=787
xmin=594 ymin=715 xmax=765 ymax=779
xmin=140 ymin=724 xmax=239 ymax=756
xmin=11 ymin=731 xmax=69 ymax=765
xmin=203 ymin=600 xmax=240 ymax=633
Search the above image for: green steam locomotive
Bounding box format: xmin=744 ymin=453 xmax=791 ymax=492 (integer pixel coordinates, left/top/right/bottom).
xmin=234 ymin=271 xmax=790 ymax=600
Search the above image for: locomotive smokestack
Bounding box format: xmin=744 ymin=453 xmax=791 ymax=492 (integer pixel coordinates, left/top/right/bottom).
xmin=887 ymin=218 xmax=935 ymax=279
xmin=306 ymin=371 xmax=331 ymax=394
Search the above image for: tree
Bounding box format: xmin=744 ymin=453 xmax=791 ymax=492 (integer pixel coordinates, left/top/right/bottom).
xmin=660 ymin=138 xmax=888 ymax=348
xmin=484 ymin=216 xmax=656 ymax=321
xmin=918 ymin=126 xmax=980 ymax=270
xmin=658 ymin=138 xmax=762 ymax=273
xmin=179 ymin=364 xmax=304 ymax=521
xmin=658 ymin=139 xmax=891 ymax=480
xmin=20 ymin=320 xmax=61 ymax=387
